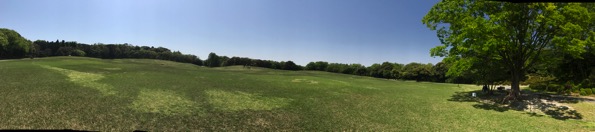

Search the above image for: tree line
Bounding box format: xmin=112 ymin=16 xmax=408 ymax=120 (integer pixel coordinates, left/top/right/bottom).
xmin=32 ymin=39 xmax=205 ymax=66
xmin=0 ymin=28 xmax=305 ymax=71
xmin=0 ymin=28 xmax=458 ymax=83
xmin=305 ymin=61 xmax=461 ymax=83
xmin=2 ymin=27 xmax=593 ymax=89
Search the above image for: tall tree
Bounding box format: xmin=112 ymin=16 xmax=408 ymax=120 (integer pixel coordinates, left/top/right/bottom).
xmin=0 ymin=28 xmax=31 ymax=59
xmin=423 ymin=1 xmax=594 ymax=99
xmin=431 ymin=62 xmax=449 ymax=82
xmin=205 ymin=52 xmax=221 ymax=67
xmin=282 ymin=61 xmax=300 ymax=70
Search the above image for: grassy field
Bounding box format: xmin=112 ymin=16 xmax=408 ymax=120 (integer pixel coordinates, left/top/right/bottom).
xmin=0 ymin=56 xmax=593 ymax=131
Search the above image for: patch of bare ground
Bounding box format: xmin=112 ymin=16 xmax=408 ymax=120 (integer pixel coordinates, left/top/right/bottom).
xmin=449 ymin=90 xmax=589 ymax=120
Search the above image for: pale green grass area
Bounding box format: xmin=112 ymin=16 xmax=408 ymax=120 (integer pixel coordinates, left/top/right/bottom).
xmin=102 ymin=67 xmax=122 ymax=71
xmin=129 ymin=89 xmax=203 ymax=115
xmin=206 ymin=90 xmax=292 ymax=111
xmin=0 ymin=56 xmax=593 ymax=131
xmin=567 ymin=102 xmax=595 ymax=129
xmin=291 ymin=78 xmax=319 ymax=84
xmin=39 ymin=65 xmax=116 ymax=96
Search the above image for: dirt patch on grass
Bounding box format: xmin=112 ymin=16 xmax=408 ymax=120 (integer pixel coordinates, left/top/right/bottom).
xmin=291 ymin=79 xmax=318 ymax=84
xmin=103 ymin=68 xmax=122 ymax=71
xmin=330 ymin=79 xmax=349 ymax=85
xmin=129 ymin=89 xmax=203 ymax=116
xmin=450 ymin=91 xmax=584 ymax=120
xmin=206 ymin=90 xmax=292 ymax=111
xmin=40 ymin=65 xmax=116 ymax=96
xmin=363 ymin=86 xmax=380 ymax=90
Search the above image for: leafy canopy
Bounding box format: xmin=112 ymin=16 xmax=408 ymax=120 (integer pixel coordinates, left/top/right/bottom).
xmin=423 ymin=1 xmax=594 ymax=80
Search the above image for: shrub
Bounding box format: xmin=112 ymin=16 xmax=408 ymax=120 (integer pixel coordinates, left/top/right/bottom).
xmin=572 ymin=85 xmax=581 ymax=93
xmin=529 ymin=82 xmax=547 ymax=91
xmin=580 ymin=90 xmax=587 ymax=96
xmin=548 ymin=84 xmax=563 ymax=93
xmin=592 ymin=88 xmax=595 ymax=94
xmin=572 ymin=89 xmax=579 ymax=93
xmin=71 ymin=49 xmax=86 ymax=56
xmin=586 ymin=89 xmax=593 ymax=95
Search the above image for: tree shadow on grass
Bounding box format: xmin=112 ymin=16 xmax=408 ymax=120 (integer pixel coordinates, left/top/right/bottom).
xmin=471 ymin=103 xmax=510 ymax=112
xmin=448 ymin=90 xmax=583 ymax=120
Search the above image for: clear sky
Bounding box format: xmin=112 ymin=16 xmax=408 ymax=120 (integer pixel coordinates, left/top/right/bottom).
xmin=0 ymin=0 xmax=443 ymax=66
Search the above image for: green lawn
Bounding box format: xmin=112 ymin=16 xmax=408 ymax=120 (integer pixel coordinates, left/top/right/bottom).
xmin=0 ymin=56 xmax=593 ymax=131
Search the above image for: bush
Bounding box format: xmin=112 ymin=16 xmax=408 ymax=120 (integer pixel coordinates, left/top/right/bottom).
xmin=572 ymin=89 xmax=580 ymax=93
xmin=580 ymin=90 xmax=588 ymax=96
xmin=592 ymin=88 xmax=595 ymax=94
xmin=586 ymin=89 xmax=593 ymax=95
xmin=529 ymin=82 xmax=547 ymax=91
xmin=548 ymin=84 xmax=563 ymax=93
xmin=71 ymin=49 xmax=86 ymax=56
xmin=572 ymin=85 xmax=581 ymax=93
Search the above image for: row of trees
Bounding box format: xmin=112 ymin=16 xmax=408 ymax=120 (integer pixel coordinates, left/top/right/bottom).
xmin=0 ymin=29 xmax=304 ymax=71
xmin=32 ymin=40 xmax=204 ymax=66
xmin=305 ymin=61 xmax=455 ymax=83
xmin=0 ymin=29 xmax=458 ymax=83
xmin=0 ymin=28 xmax=510 ymax=84
xmin=204 ymin=53 xmax=302 ymax=70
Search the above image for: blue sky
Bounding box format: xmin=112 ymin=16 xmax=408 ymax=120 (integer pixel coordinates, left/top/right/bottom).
xmin=0 ymin=0 xmax=442 ymax=66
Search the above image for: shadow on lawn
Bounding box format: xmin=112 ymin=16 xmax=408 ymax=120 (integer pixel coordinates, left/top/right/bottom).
xmin=448 ymin=89 xmax=584 ymax=120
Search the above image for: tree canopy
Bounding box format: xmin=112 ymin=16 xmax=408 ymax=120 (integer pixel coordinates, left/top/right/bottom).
xmin=423 ymin=1 xmax=594 ymax=99
xmin=0 ymin=28 xmax=31 ymax=59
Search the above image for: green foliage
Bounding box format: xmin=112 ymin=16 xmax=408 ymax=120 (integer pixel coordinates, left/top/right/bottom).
xmin=585 ymin=88 xmax=593 ymax=95
xmin=29 ymin=40 xmax=205 ymax=66
xmin=56 ymin=47 xmax=74 ymax=56
xmin=0 ymin=28 xmax=31 ymax=59
xmin=529 ymin=82 xmax=548 ymax=91
xmin=282 ymin=61 xmax=300 ymax=70
xmin=401 ymin=62 xmax=433 ymax=82
xmin=304 ymin=62 xmax=325 ymax=71
xmin=224 ymin=57 xmax=252 ymax=66
xmin=423 ymin=1 xmax=594 ymax=96
xmin=205 ymin=52 xmax=221 ymax=67
xmin=71 ymin=49 xmax=86 ymax=56
xmin=548 ymin=84 xmax=563 ymax=93
xmin=306 ymin=61 xmax=448 ymax=82
xmin=572 ymin=89 xmax=580 ymax=93
xmin=572 ymin=85 xmax=581 ymax=93
xmin=580 ymin=90 xmax=588 ymax=96
xmin=524 ymin=74 xmax=556 ymax=86
xmin=431 ymin=62 xmax=448 ymax=82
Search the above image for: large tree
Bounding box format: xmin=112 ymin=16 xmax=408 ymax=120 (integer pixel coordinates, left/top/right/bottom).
xmin=423 ymin=1 xmax=594 ymax=99
xmin=0 ymin=28 xmax=31 ymax=59
xmin=205 ymin=52 xmax=221 ymax=67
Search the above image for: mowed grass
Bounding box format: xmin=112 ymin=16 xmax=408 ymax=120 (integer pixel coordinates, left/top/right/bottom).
xmin=0 ymin=56 xmax=593 ymax=131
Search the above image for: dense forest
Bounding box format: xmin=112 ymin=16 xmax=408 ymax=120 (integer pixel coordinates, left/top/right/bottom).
xmin=1 ymin=28 xmax=594 ymax=92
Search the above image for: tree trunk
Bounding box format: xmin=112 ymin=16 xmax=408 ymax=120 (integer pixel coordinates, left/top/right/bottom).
xmin=510 ymin=75 xmax=521 ymax=98
xmin=508 ymin=69 xmax=522 ymax=101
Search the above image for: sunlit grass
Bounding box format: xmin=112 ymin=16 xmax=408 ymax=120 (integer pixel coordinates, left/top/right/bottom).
xmin=129 ymin=89 xmax=203 ymax=115
xmin=39 ymin=65 xmax=116 ymax=96
xmin=291 ymin=79 xmax=319 ymax=84
xmin=0 ymin=56 xmax=592 ymax=131
xmin=102 ymin=67 xmax=122 ymax=71
xmin=206 ymin=90 xmax=292 ymax=111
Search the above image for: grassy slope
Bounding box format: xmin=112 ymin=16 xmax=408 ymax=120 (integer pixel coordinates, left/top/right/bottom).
xmin=0 ymin=56 xmax=593 ymax=131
